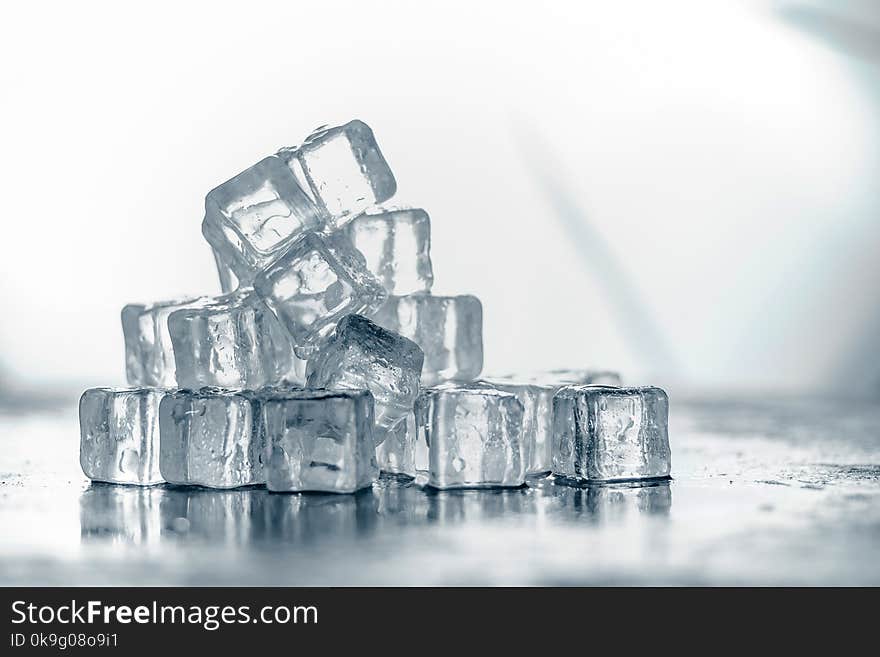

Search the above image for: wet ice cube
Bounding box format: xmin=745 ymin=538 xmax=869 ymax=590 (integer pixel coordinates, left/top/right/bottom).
xmin=373 ymin=294 xmax=483 ymax=385
xmin=202 ymin=155 xmax=324 ymax=285
xmin=254 ymin=233 xmax=386 ymax=358
xmin=261 ymin=389 xmax=377 ymax=493
xmin=477 ymin=379 xmax=556 ymax=476
xmin=79 ymin=388 xmax=165 ymax=485
xmin=121 ymin=297 xmax=211 ymax=387
xmin=375 ymin=412 xmax=421 ymax=477
xmin=552 ymin=385 xmax=671 ymax=483
xmin=490 ymin=369 xmax=622 ymax=387
xmin=344 ymin=207 xmax=433 ymax=295
xmin=168 ymin=289 xmax=295 ymax=389
xmin=306 ymin=314 xmax=423 ymax=438
xmin=159 ymin=389 xmax=263 ymax=489
xmin=278 ymin=120 xmax=396 ymax=230
xmin=415 ymin=384 xmax=525 ymax=489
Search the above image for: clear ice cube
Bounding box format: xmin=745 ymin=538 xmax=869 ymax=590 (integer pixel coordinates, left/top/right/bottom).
xmin=552 ymin=385 xmax=671 ymax=483
xmin=375 ymin=412 xmax=421 ymax=477
xmin=261 ymin=388 xmax=377 ymax=493
xmin=490 ymin=369 xmax=622 ymax=387
xmin=254 ymin=233 xmax=386 ymax=359
xmin=168 ymin=288 xmax=296 ymax=389
xmin=305 ymin=314 xmax=424 ymax=438
xmin=344 ymin=207 xmax=433 ymax=295
xmin=477 ymin=379 xmax=556 ymax=476
xmin=278 ymin=120 xmax=396 ymax=230
xmin=415 ymin=384 xmax=525 ymax=489
xmin=159 ymin=388 xmax=263 ymax=489
xmin=122 ymin=297 xmax=211 ymax=387
xmin=79 ymin=387 xmax=165 ymax=485
xmin=202 ymin=155 xmax=324 ymax=285
xmin=372 ymin=294 xmax=483 ymax=385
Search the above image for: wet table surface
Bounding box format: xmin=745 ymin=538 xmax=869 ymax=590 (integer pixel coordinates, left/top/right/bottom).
xmin=1 ymin=393 xmax=879 ymax=585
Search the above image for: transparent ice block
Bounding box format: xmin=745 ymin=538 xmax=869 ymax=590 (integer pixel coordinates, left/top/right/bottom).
xmin=159 ymin=388 xmax=263 ymax=489
xmin=372 ymin=294 xmax=482 ymax=385
xmin=552 ymin=385 xmax=671 ymax=483
xmin=415 ymin=384 xmax=525 ymax=489
xmin=306 ymin=314 xmax=423 ymax=439
xmin=261 ymin=388 xmax=378 ymax=493
xmin=79 ymin=387 xmax=165 ymax=486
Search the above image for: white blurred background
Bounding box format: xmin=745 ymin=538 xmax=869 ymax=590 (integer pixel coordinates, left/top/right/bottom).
xmin=1 ymin=0 xmax=879 ymax=396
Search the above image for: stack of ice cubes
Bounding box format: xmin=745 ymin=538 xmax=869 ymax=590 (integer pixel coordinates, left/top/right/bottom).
xmin=80 ymin=119 xmax=671 ymax=495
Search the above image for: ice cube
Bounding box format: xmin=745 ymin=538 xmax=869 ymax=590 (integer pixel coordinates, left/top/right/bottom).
xmin=372 ymin=294 xmax=483 ymax=385
xmin=552 ymin=385 xmax=671 ymax=483
xmin=278 ymin=120 xmax=396 ymax=230
xmin=344 ymin=207 xmax=433 ymax=295
xmin=477 ymin=379 xmax=556 ymax=476
xmin=79 ymin=387 xmax=165 ymax=485
xmin=159 ymin=388 xmax=263 ymax=489
xmin=168 ymin=288 xmax=296 ymax=389
xmin=121 ymin=297 xmax=210 ymax=387
xmin=306 ymin=314 xmax=423 ymax=438
xmin=375 ymin=412 xmax=423 ymax=477
xmin=202 ymin=155 xmax=324 ymax=285
xmin=415 ymin=383 xmax=525 ymax=489
xmin=254 ymin=233 xmax=386 ymax=358
xmin=261 ymin=388 xmax=377 ymax=493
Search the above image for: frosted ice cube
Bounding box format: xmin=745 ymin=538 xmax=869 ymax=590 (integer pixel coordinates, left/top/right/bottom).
xmin=254 ymin=233 xmax=386 ymax=358
xmin=202 ymin=155 xmax=324 ymax=285
xmin=278 ymin=120 xmax=396 ymax=230
xmin=168 ymin=288 xmax=296 ymax=389
xmin=121 ymin=297 xmax=211 ymax=387
xmin=477 ymin=379 xmax=556 ymax=476
xmin=306 ymin=314 xmax=423 ymax=438
xmin=261 ymin=388 xmax=377 ymax=493
xmin=372 ymin=294 xmax=482 ymax=385
xmin=552 ymin=385 xmax=671 ymax=483
xmin=79 ymin=387 xmax=165 ymax=486
xmin=415 ymin=384 xmax=525 ymax=489
xmin=344 ymin=207 xmax=433 ymax=295
xmin=159 ymin=389 xmax=263 ymax=489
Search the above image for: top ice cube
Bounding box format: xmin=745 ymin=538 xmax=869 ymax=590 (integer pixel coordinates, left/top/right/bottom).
xmin=202 ymin=155 xmax=324 ymax=285
xmin=278 ymin=120 xmax=396 ymax=230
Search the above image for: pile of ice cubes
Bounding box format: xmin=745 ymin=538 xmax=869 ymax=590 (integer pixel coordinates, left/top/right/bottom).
xmin=80 ymin=119 xmax=671 ymax=493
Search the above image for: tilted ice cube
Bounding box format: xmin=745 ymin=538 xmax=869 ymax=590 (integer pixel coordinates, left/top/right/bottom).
xmin=261 ymin=389 xmax=377 ymax=493
xmin=202 ymin=155 xmax=324 ymax=285
xmin=552 ymin=385 xmax=671 ymax=483
xmin=121 ymin=297 xmax=211 ymax=387
xmin=477 ymin=379 xmax=556 ymax=476
xmin=211 ymin=246 xmax=238 ymax=294
xmin=168 ymin=289 xmax=296 ymax=389
xmin=79 ymin=388 xmax=165 ymax=485
xmin=344 ymin=207 xmax=433 ymax=295
xmin=375 ymin=412 xmax=421 ymax=477
xmin=159 ymin=389 xmax=263 ymax=489
xmin=373 ymin=294 xmax=483 ymax=385
xmin=278 ymin=120 xmax=396 ymax=230
xmin=306 ymin=314 xmax=424 ymax=438
xmin=254 ymin=233 xmax=386 ymax=359
xmin=415 ymin=384 xmax=525 ymax=489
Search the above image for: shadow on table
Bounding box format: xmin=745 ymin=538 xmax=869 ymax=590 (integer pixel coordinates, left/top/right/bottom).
xmin=79 ymin=477 xmax=672 ymax=547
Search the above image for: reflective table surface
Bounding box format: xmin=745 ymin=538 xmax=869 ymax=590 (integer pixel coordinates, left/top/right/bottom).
xmin=1 ymin=394 xmax=879 ymax=585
